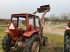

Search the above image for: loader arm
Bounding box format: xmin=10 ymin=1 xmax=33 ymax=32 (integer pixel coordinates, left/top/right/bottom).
xmin=33 ymin=10 xmax=48 ymax=26
xmin=33 ymin=5 xmax=50 ymax=26
xmin=33 ymin=11 xmax=38 ymax=14
xmin=41 ymin=10 xmax=48 ymax=25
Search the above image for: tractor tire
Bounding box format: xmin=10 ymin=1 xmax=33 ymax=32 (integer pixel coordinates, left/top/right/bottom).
xmin=23 ymin=33 xmax=40 ymax=52
xmin=64 ymin=30 xmax=70 ymax=52
xmin=2 ymin=34 xmax=12 ymax=52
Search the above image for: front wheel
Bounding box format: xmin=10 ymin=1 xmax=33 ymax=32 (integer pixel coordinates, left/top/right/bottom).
xmin=42 ymin=37 xmax=48 ymax=46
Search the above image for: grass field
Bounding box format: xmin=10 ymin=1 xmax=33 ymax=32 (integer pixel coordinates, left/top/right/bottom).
xmin=41 ymin=33 xmax=64 ymax=52
xmin=0 ymin=27 xmax=6 ymax=52
xmin=0 ymin=26 xmax=64 ymax=52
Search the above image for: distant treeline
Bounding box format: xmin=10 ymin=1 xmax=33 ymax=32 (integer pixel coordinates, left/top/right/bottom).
xmin=0 ymin=19 xmax=10 ymax=25
xmin=0 ymin=19 xmax=25 ymax=25
xmin=45 ymin=13 xmax=70 ymax=22
xmin=0 ymin=13 xmax=70 ymax=25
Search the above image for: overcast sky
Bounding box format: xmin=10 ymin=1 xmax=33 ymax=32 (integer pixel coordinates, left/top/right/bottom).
xmin=0 ymin=0 xmax=70 ymax=19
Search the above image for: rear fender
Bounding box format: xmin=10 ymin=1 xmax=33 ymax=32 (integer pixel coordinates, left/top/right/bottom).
xmin=23 ymin=31 xmax=38 ymax=37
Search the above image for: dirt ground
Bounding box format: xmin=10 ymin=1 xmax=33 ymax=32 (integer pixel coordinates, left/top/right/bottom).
xmin=43 ymin=23 xmax=65 ymax=36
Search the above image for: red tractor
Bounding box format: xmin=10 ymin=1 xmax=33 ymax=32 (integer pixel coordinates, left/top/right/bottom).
xmin=2 ymin=5 xmax=50 ymax=52
xmin=64 ymin=21 xmax=70 ymax=52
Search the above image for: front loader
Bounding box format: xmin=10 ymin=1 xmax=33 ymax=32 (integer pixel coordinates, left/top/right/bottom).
xmin=2 ymin=5 xmax=50 ymax=52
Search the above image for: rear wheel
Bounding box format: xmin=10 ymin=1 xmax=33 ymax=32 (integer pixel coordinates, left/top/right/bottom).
xmin=23 ymin=33 xmax=40 ymax=52
xmin=2 ymin=34 xmax=12 ymax=52
xmin=31 ymin=39 xmax=40 ymax=52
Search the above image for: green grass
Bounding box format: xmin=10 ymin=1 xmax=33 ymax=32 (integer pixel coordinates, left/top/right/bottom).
xmin=0 ymin=27 xmax=6 ymax=52
xmin=43 ymin=32 xmax=64 ymax=52
xmin=44 ymin=32 xmax=64 ymax=47
xmin=0 ymin=27 xmax=6 ymax=35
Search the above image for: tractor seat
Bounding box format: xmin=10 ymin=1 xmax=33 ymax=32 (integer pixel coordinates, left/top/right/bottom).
xmin=18 ymin=28 xmax=25 ymax=35
xmin=29 ymin=25 xmax=34 ymax=31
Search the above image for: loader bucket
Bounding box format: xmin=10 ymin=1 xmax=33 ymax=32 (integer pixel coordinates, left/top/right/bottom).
xmin=37 ymin=4 xmax=50 ymax=13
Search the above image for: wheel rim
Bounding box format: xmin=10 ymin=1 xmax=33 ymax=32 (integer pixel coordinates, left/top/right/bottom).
xmin=31 ymin=41 xmax=40 ymax=52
